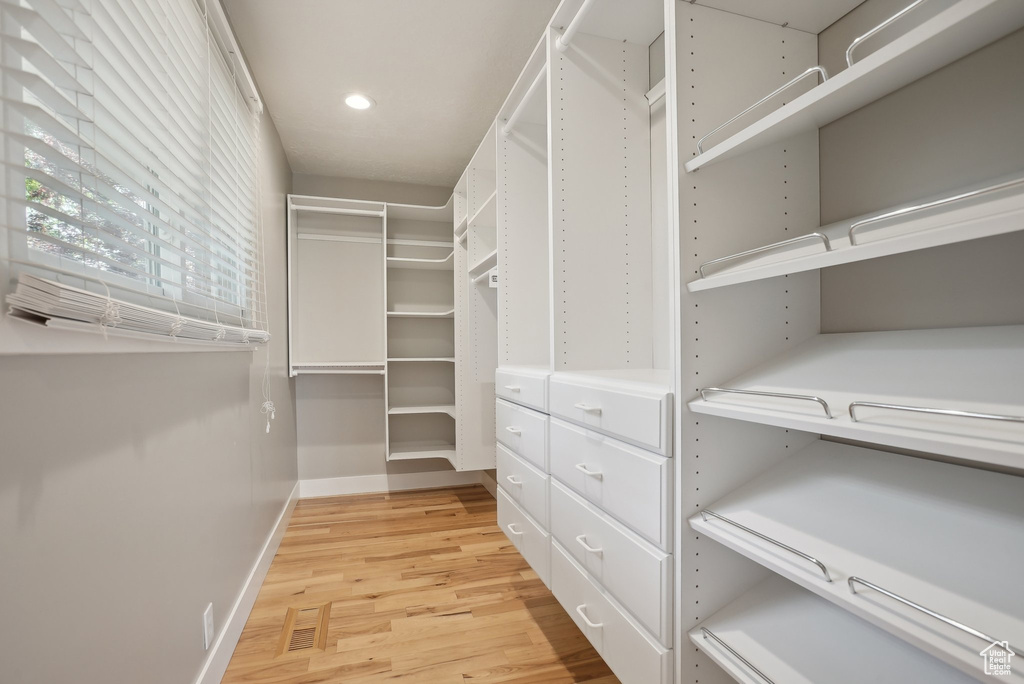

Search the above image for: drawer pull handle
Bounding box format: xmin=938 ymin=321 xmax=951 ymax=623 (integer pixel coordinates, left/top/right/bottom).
xmin=574 ymin=402 xmax=602 ymax=414
xmin=575 ymin=463 xmax=603 ymax=479
xmin=504 ymin=385 xmax=521 ymax=392
xmin=505 ymin=426 xmax=523 ymax=436
xmin=576 ymin=534 xmax=603 ymax=555
xmin=505 ymin=475 xmax=523 ymax=486
xmin=575 ymin=604 xmax=603 ymax=629
xmin=506 ymin=523 xmax=523 ymax=536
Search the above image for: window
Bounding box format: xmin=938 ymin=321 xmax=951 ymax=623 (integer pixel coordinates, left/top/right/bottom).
xmin=0 ymin=0 xmax=267 ymax=343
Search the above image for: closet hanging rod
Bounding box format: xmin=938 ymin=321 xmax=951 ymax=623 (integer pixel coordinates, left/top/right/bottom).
xmin=386 ymin=238 xmax=454 ymax=248
xmin=502 ymin=66 xmax=547 ymax=136
xmin=846 ymin=0 xmax=928 ymax=67
xmin=699 ymin=628 xmax=776 ymax=684
xmin=849 ymin=401 xmax=1024 ymax=426
xmin=696 ymin=66 xmax=829 ymax=155
xmin=700 ymin=387 xmax=833 ymax=419
xmin=698 ymin=233 xmax=832 ymax=278
xmin=290 ymin=205 xmax=384 ymax=218
xmin=555 ymin=0 xmax=600 ymax=52
xmin=848 ymin=577 xmax=1015 ymax=651
xmin=297 ymin=233 xmax=381 ymax=244
xmin=700 ymin=509 xmax=832 ymax=582
xmin=848 ymin=177 xmax=1024 ymax=244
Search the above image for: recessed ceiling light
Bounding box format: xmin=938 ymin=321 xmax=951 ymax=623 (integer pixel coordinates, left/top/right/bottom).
xmin=345 ymin=93 xmax=375 ymax=110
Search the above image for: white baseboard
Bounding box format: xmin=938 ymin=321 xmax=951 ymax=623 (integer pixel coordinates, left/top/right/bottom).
xmin=478 ymin=470 xmax=497 ymax=499
xmin=193 ymin=481 xmax=299 ymax=684
xmin=299 ymin=469 xmax=482 ymax=498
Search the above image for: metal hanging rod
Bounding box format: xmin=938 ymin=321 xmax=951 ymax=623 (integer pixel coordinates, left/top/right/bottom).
xmin=699 ymin=233 xmax=832 ymax=278
xmin=502 ymin=66 xmax=547 ymax=136
xmin=700 ymin=387 xmax=834 ymax=419
xmin=847 ymin=0 xmax=928 ymax=68
xmin=700 ymin=628 xmax=776 ymax=684
xmin=849 ymin=401 xmax=1024 ymax=426
xmin=848 ymin=177 xmax=1024 ymax=244
xmin=696 ymin=66 xmax=828 ymax=155
xmin=556 ymin=0 xmax=600 ymax=52
xmin=700 ymin=509 xmax=832 ymax=582
xmin=848 ymin=577 xmax=1015 ymax=651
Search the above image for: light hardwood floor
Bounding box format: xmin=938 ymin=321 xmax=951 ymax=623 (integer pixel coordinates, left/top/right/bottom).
xmin=222 ymin=485 xmax=618 ymax=683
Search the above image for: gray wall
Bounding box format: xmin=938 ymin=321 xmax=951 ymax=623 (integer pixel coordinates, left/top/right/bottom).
xmin=0 ymin=113 xmax=297 ymax=684
xmin=818 ymin=13 xmax=1024 ymax=333
xmin=291 ymin=174 xmax=459 ymax=482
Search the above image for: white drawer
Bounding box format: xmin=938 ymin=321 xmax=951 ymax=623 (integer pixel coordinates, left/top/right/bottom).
xmin=497 ymin=487 xmax=550 ymax=586
xmin=551 ymin=540 xmax=671 ymax=684
xmin=495 ymin=367 xmax=549 ymax=412
xmin=497 ymin=444 xmax=548 ymax=528
xmin=549 ymin=417 xmax=671 ymax=550
xmin=495 ymin=398 xmax=548 ymax=470
xmin=550 ymin=480 xmax=671 ymax=644
xmin=549 ymin=373 xmax=671 ymax=455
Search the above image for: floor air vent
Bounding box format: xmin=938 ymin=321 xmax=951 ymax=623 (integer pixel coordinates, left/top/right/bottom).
xmin=275 ymin=602 xmax=331 ymax=657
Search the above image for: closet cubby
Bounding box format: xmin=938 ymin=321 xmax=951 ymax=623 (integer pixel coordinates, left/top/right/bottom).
xmin=672 ymin=2 xmax=1024 ymax=683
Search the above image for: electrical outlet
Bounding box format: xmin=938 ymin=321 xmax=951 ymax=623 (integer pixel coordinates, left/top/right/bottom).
xmin=203 ymin=603 xmax=215 ymax=649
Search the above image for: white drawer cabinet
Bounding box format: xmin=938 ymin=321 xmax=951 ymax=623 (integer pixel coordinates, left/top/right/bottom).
xmin=549 ymin=372 xmax=672 ymax=455
xmin=496 ymin=443 xmax=548 ymax=527
xmin=495 ymin=398 xmax=549 ymax=470
xmin=497 ymin=487 xmax=550 ymax=586
xmin=549 ymin=480 xmax=671 ymax=644
xmin=495 ymin=366 xmax=549 ymax=412
xmin=549 ymin=417 xmax=671 ymax=550
xmin=551 ymin=541 xmax=672 ymax=684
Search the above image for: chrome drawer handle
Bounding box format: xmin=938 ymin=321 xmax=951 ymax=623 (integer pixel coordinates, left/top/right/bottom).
xmin=576 ymin=534 xmax=603 ymax=555
xmin=505 ymin=475 xmax=522 ymax=486
xmin=505 ymin=426 xmax=522 ymax=436
xmin=574 ymin=402 xmax=602 ymax=414
xmin=701 ymin=628 xmax=775 ymax=684
xmin=575 ymin=604 xmax=603 ymax=629
xmin=504 ymin=384 xmax=521 ymax=392
xmin=506 ymin=523 xmax=523 ymax=536
xmin=575 ymin=463 xmax=603 ymax=479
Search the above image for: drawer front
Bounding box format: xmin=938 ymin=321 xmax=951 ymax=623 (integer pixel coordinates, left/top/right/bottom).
xmin=495 ymin=368 xmax=548 ymax=412
xmin=549 ymin=376 xmax=670 ymax=454
xmin=550 ymin=480 xmax=671 ymax=644
xmin=551 ymin=541 xmax=671 ymax=684
xmin=497 ymin=444 xmax=549 ymax=528
xmin=549 ymin=417 xmax=671 ymax=550
xmin=495 ymin=399 xmax=549 ymax=470
xmin=497 ymin=487 xmax=550 ymax=586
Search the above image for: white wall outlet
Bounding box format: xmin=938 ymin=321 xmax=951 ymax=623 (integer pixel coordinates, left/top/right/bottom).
xmin=202 ymin=603 xmax=215 ymax=650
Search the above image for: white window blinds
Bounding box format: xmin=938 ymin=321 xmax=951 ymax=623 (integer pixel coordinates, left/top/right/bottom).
xmin=0 ymin=0 xmax=268 ymax=344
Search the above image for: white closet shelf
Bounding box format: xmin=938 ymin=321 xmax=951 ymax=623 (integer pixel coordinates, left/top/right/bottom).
xmin=290 ymin=362 xmax=386 ymax=375
xmin=684 ymin=0 xmax=1024 ymax=172
xmin=387 ymin=404 xmax=456 ymax=418
xmin=386 ymin=308 xmax=455 ymax=319
xmin=691 ymin=440 xmax=1024 ymax=680
xmin=689 ymin=325 xmax=1024 ymax=468
xmin=552 ymin=368 xmax=673 ymax=391
xmin=454 ymin=215 xmax=468 ymax=240
xmin=468 ymin=250 xmax=498 ymax=278
xmin=468 ymin=190 xmax=497 ymax=230
xmin=387 ymin=444 xmax=456 ymax=462
xmin=387 ymin=251 xmax=455 ymax=271
xmin=693 ymin=575 xmax=975 ymax=684
xmin=689 ymin=173 xmax=1024 ymax=292
xmin=387 ymin=357 xmax=456 ymax=363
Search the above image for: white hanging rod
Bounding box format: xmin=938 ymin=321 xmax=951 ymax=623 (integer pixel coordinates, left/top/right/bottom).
xmin=556 ymin=0 xmax=600 ymax=52
xmin=502 ymin=66 xmax=547 ymax=136
xmin=297 ymin=233 xmax=381 ymax=244
xmin=290 ymin=205 xmax=385 ymax=218
xmin=386 ymin=238 xmax=454 ymax=248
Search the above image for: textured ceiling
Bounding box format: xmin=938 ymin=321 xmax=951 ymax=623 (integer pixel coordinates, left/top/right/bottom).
xmin=224 ymin=0 xmax=559 ymax=187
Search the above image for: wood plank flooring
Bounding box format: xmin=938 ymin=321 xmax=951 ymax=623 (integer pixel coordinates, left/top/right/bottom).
xmin=222 ymin=485 xmax=618 ymax=683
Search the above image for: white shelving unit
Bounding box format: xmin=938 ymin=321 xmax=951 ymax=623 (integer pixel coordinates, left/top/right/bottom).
xmin=669 ymin=2 xmax=1024 ymax=684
